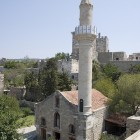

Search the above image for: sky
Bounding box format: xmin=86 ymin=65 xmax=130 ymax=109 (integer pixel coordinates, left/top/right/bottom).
xmin=0 ymin=0 xmax=140 ymax=59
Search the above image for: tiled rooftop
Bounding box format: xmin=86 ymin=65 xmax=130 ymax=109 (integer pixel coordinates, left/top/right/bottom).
xmin=61 ymin=89 xmax=108 ymax=111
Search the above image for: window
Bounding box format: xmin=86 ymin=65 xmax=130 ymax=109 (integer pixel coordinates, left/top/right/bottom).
xmin=55 ymin=96 xmax=60 ymax=108
xmin=69 ymin=124 xmax=75 ymax=134
xmin=54 ymin=112 xmax=60 ymax=128
xmin=41 ymin=117 xmax=46 ymax=126
xmin=116 ymin=58 xmax=119 ymax=61
xmin=79 ymin=99 xmax=83 ymax=112
xmin=72 ymin=75 xmax=74 ymax=79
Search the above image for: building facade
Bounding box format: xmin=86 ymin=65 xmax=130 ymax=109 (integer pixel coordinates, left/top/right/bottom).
xmin=35 ymin=90 xmax=108 ymax=140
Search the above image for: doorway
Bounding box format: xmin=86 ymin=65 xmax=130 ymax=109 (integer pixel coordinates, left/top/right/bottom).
xmin=41 ymin=128 xmax=46 ymax=140
xmin=54 ymin=132 xmax=60 ymax=140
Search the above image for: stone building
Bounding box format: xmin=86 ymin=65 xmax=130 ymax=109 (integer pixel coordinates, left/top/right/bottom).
xmin=57 ymin=59 xmax=78 ymax=73
xmin=96 ymin=33 xmax=108 ymax=53
xmin=129 ymin=53 xmax=140 ymax=61
xmin=35 ymin=89 xmax=108 ymax=140
xmin=8 ymin=86 xmax=26 ymax=100
xmin=35 ymin=0 xmax=109 ymax=140
xmin=0 ymin=73 xmax=4 ymax=93
xmin=126 ymin=116 xmax=140 ymax=138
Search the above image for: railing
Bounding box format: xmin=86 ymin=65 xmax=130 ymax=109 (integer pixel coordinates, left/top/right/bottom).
xmin=75 ymin=25 xmax=97 ymax=35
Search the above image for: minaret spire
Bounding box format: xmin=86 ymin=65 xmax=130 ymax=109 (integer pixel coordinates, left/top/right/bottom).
xmin=74 ymin=0 xmax=96 ymax=139
xmin=80 ymin=0 xmax=93 ymax=26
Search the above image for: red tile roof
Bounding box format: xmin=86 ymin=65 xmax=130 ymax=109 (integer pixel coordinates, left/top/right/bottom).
xmin=61 ymin=89 xmax=108 ymax=111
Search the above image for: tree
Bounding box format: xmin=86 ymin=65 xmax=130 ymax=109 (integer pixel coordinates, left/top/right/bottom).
xmin=94 ymin=78 xmax=116 ymax=98
xmin=0 ymin=95 xmax=21 ymax=140
xmin=102 ymin=63 xmax=121 ymax=82
xmin=58 ymin=72 xmax=72 ymax=91
xmin=92 ymin=60 xmax=101 ymax=82
xmin=109 ymin=74 xmax=140 ymax=115
xmin=39 ymin=58 xmax=58 ymax=97
xmin=4 ymin=69 xmax=25 ymax=87
xmin=129 ymin=64 xmax=140 ymax=74
xmin=4 ymin=61 xmax=17 ymax=69
xmin=24 ymin=71 xmax=43 ymax=102
xmin=55 ymin=52 xmax=70 ymax=61
xmin=39 ymin=58 xmax=72 ymax=97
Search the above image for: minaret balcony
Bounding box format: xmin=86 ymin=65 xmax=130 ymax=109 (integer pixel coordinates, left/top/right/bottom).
xmin=75 ymin=25 xmax=97 ymax=35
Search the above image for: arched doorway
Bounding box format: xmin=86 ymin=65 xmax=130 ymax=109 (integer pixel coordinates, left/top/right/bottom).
xmin=41 ymin=128 xmax=46 ymax=140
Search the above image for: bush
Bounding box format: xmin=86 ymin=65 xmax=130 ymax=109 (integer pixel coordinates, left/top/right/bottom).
xmin=21 ymin=107 xmax=32 ymax=117
xmin=100 ymin=134 xmax=119 ymax=140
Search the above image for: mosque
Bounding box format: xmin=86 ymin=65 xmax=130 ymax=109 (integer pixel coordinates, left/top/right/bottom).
xmin=35 ymin=0 xmax=109 ymax=140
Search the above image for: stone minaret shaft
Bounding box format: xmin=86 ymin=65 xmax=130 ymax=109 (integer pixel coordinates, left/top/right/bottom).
xmin=74 ymin=0 xmax=96 ymax=115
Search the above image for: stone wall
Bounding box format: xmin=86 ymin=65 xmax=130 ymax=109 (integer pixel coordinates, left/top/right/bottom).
xmin=126 ymin=115 xmax=140 ymax=138
xmin=8 ymin=86 xmax=26 ymax=100
xmin=0 ymin=74 xmax=4 ymax=93
xmin=0 ymin=66 xmax=5 ymax=73
xmin=93 ymin=107 xmax=108 ymax=140
xmin=35 ymin=91 xmax=77 ymax=140
xmin=112 ymin=52 xmax=127 ymax=61
xmin=129 ymin=53 xmax=140 ymax=61
xmin=98 ymin=52 xmax=127 ymax=64
xmin=125 ymin=129 xmax=140 ymax=140
xmin=98 ymin=52 xmax=113 ymax=64
xmin=96 ymin=33 xmax=108 ymax=53
xmin=19 ymin=100 xmax=36 ymax=111
xmin=109 ymin=61 xmax=140 ymax=72
xmin=57 ymin=59 xmax=79 ymax=74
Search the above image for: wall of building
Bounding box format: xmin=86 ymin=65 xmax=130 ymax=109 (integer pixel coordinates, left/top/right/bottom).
xmin=129 ymin=53 xmax=140 ymax=61
xmin=109 ymin=61 xmax=140 ymax=72
xmin=112 ymin=52 xmax=127 ymax=61
xmin=96 ymin=33 xmax=108 ymax=53
xmin=98 ymin=52 xmax=113 ymax=64
xmin=57 ymin=59 xmax=79 ymax=74
xmin=0 ymin=74 xmax=4 ymax=93
xmin=35 ymin=91 xmax=77 ymax=140
xmin=126 ymin=115 xmax=140 ymax=138
xmin=8 ymin=86 xmax=26 ymax=100
xmin=125 ymin=129 xmax=140 ymax=140
xmin=93 ymin=107 xmax=108 ymax=140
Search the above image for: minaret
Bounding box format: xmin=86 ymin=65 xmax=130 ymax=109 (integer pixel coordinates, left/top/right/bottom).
xmin=75 ymin=0 xmax=96 ymax=115
xmin=74 ymin=0 xmax=96 ymax=139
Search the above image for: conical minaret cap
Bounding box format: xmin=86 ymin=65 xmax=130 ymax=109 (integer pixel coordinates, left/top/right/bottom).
xmin=81 ymin=0 xmax=92 ymax=5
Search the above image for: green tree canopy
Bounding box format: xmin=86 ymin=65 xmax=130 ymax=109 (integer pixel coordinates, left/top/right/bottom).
xmin=92 ymin=60 xmax=101 ymax=82
xmin=102 ymin=63 xmax=121 ymax=82
xmin=24 ymin=71 xmax=43 ymax=102
xmin=94 ymin=78 xmax=116 ymax=99
xmin=129 ymin=64 xmax=140 ymax=74
xmin=0 ymin=95 xmax=21 ymax=140
xmin=58 ymin=72 xmax=72 ymax=91
xmin=55 ymin=52 xmax=70 ymax=61
xmin=109 ymin=74 xmax=140 ymax=115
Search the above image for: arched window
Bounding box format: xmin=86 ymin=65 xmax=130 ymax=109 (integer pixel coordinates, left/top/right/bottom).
xmin=54 ymin=112 xmax=60 ymax=128
xmin=55 ymin=96 xmax=60 ymax=108
xmin=41 ymin=117 xmax=46 ymax=126
xmin=69 ymin=124 xmax=75 ymax=134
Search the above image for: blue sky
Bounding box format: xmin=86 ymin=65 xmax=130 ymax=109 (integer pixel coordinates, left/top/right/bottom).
xmin=0 ymin=0 xmax=140 ymax=59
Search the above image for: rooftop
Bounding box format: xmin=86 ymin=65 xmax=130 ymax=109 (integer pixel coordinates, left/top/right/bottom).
xmin=61 ymin=89 xmax=108 ymax=111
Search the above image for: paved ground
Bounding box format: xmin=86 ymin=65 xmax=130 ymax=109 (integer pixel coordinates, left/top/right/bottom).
xmin=17 ymin=125 xmax=37 ymax=140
